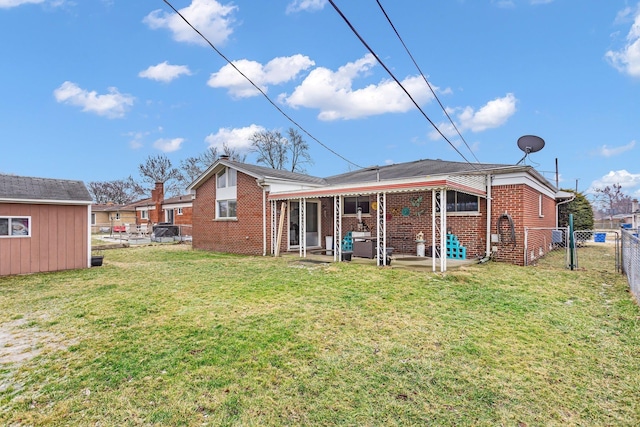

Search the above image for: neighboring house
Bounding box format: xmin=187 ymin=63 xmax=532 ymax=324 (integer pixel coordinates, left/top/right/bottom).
xmin=91 ymin=203 xmax=137 ymax=233
xmin=187 ymin=157 xmax=561 ymax=270
xmin=132 ymin=183 xmax=193 ymax=235
xmin=0 ymin=174 xmax=93 ymax=276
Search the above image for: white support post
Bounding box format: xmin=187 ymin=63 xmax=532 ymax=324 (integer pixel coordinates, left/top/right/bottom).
xmin=441 ymin=189 xmax=447 ymax=272
xmin=270 ymin=200 xmax=277 ymax=255
xmin=376 ymin=193 xmax=387 ymax=266
xmin=299 ymin=198 xmax=306 ymax=258
xmin=335 ymin=195 xmax=342 ymax=262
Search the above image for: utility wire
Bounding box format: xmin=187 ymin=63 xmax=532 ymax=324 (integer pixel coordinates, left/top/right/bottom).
xmin=375 ymin=0 xmax=481 ymax=164
xmin=327 ymin=0 xmax=479 ymax=169
xmin=161 ymin=0 xmax=364 ymax=170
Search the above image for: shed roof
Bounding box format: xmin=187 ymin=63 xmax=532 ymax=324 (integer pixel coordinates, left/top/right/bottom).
xmin=0 ymin=174 xmax=92 ymax=204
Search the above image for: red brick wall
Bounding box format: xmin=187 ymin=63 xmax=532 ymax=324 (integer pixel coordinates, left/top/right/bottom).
xmin=318 ymin=192 xmax=487 ymax=258
xmin=490 ymin=184 xmax=556 ymax=265
xmin=193 ymin=171 xmax=270 ymax=255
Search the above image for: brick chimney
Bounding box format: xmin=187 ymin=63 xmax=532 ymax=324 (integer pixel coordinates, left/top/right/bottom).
xmin=151 ymin=182 xmax=164 ymax=223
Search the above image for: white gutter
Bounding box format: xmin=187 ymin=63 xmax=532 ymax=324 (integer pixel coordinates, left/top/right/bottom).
xmin=555 ymin=195 xmax=576 ymax=227
xmin=0 ymin=198 xmax=92 ymax=205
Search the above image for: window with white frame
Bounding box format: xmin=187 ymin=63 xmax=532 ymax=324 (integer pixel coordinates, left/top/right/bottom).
xmin=217 ymin=200 xmax=237 ymax=219
xmin=216 ymin=167 xmax=237 ymax=219
xmin=141 ymin=210 xmax=148 ymax=220
xmin=343 ymin=196 xmax=370 ymax=215
xmin=217 ymin=167 xmax=237 ymax=188
xmin=115 ymin=212 xmax=121 ymax=220
xmin=91 ymin=213 xmax=96 ymax=225
xmin=539 ymin=194 xmax=544 ymax=217
xmin=177 ymin=207 xmax=183 ymax=215
xmin=0 ymin=216 xmax=31 ymax=237
xmin=436 ymin=191 xmax=479 ymax=213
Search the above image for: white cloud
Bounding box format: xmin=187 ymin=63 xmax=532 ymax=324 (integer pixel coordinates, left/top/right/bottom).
xmin=53 ymin=81 xmax=134 ymax=118
xmin=605 ymin=6 xmax=640 ymax=78
xmin=153 ymin=137 xmax=185 ymax=153
xmin=286 ymin=0 xmax=326 ymax=14
xmin=205 ymin=124 xmax=265 ymax=152
xmin=597 ymin=140 xmax=636 ymax=157
xmin=431 ymin=93 xmax=517 ymax=139
xmin=282 ymin=54 xmax=434 ymax=121
xmin=0 ymin=0 xmax=44 ymax=8
xmin=207 ymin=55 xmax=315 ymax=98
xmin=589 ymin=170 xmax=640 ymax=195
xmin=144 ymin=0 xmax=237 ymax=47
xmin=139 ymin=61 xmax=192 ymax=83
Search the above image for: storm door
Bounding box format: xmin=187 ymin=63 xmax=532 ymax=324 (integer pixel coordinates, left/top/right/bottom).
xmin=289 ymin=200 xmax=320 ymax=248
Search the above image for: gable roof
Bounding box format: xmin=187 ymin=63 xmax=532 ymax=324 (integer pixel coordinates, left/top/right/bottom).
xmin=0 ymin=174 xmax=92 ymax=204
xmin=188 ymin=158 xmax=326 ymax=191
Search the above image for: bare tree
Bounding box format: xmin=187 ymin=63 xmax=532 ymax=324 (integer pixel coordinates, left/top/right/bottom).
xmin=594 ymin=183 xmax=633 ymax=218
xmin=88 ymin=179 xmax=140 ymax=204
xmin=250 ymin=130 xmax=288 ymax=170
xmin=287 ymin=128 xmax=313 ymax=173
xmin=250 ymin=128 xmax=311 ymax=172
xmin=138 ymin=154 xmax=183 ymax=196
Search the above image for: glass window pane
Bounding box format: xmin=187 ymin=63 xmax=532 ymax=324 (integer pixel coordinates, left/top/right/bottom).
xmin=0 ymin=218 xmax=8 ymax=236
xmin=11 ymin=218 xmax=29 ymax=236
xmin=217 ymin=170 xmax=226 ymax=188
xmin=344 ymin=197 xmax=357 ymax=215
xmin=228 ymin=169 xmax=237 ymax=187
xmin=357 ymin=198 xmax=370 ymax=214
xmin=228 ymin=200 xmax=237 ymax=217
xmin=218 ymin=201 xmax=228 ymax=217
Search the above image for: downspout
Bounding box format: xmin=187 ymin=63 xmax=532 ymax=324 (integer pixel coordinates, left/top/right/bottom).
xmin=556 ymin=195 xmax=576 ymax=228
xmin=485 ymin=174 xmax=492 ymax=259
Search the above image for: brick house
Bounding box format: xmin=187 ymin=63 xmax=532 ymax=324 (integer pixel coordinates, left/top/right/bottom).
xmin=1 ymin=174 xmax=92 ymax=276
xmin=132 ymin=183 xmax=193 ymax=237
xmin=188 ymin=157 xmax=560 ymax=270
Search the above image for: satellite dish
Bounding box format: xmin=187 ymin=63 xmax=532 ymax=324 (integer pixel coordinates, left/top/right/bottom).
xmin=517 ymin=135 xmax=545 ymax=154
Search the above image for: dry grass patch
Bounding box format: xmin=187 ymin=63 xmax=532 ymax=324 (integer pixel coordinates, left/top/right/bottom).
xmin=1 ymin=243 xmax=639 ymax=426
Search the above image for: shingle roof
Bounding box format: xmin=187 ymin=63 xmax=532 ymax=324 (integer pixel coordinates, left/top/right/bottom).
xmin=225 ymin=160 xmax=327 ymax=185
xmin=324 ymin=158 xmax=511 ymax=185
xmin=0 ymin=174 xmax=92 ymax=203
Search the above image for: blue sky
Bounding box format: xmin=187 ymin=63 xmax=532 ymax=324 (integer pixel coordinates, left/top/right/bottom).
xmin=1 ymin=0 xmax=639 ymax=202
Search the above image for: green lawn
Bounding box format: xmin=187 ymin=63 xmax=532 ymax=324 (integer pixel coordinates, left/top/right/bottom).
xmin=1 ymin=243 xmax=639 ymax=426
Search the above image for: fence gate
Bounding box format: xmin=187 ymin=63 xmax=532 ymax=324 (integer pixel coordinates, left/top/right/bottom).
xmin=524 ymin=227 xmax=569 ymax=267
xmin=572 ymin=230 xmax=620 ymax=272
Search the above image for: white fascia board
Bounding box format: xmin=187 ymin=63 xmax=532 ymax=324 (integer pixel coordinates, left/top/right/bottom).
xmin=491 ymin=172 xmax=556 ymax=198
xmin=267 ymin=174 xmax=487 ymax=201
xmin=162 ymin=202 xmax=192 ymax=209
xmin=0 ymin=198 xmax=92 ymax=205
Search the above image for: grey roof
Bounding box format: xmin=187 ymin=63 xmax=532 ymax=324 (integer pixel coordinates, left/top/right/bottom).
xmin=0 ymin=174 xmax=92 ymax=203
xmin=225 ymin=160 xmax=327 ymax=185
xmin=324 ymin=158 xmax=512 ymax=185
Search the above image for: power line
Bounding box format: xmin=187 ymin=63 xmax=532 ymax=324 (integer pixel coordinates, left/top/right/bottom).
xmin=161 ymin=0 xmax=364 ymax=170
xmin=326 ymin=0 xmax=479 ymax=169
xmin=375 ymin=0 xmax=481 ymax=164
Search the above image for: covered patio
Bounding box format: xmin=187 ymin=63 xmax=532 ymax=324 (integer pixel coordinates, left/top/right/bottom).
xmin=268 ymin=170 xmax=490 ymax=272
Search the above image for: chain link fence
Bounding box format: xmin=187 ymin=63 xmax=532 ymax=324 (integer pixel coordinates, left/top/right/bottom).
xmin=621 ymin=228 xmax=640 ymax=302
xmin=524 ymin=227 xmax=569 ymax=266
xmin=572 ymin=230 xmax=620 ymax=271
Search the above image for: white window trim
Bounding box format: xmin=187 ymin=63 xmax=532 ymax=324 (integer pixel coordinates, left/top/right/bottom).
xmin=0 ymin=216 xmax=32 ymax=238
xmin=216 ymin=199 xmax=237 ymax=220
xmin=539 ymin=194 xmax=545 ymax=218
xmin=177 ymin=207 xmax=183 ymax=215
